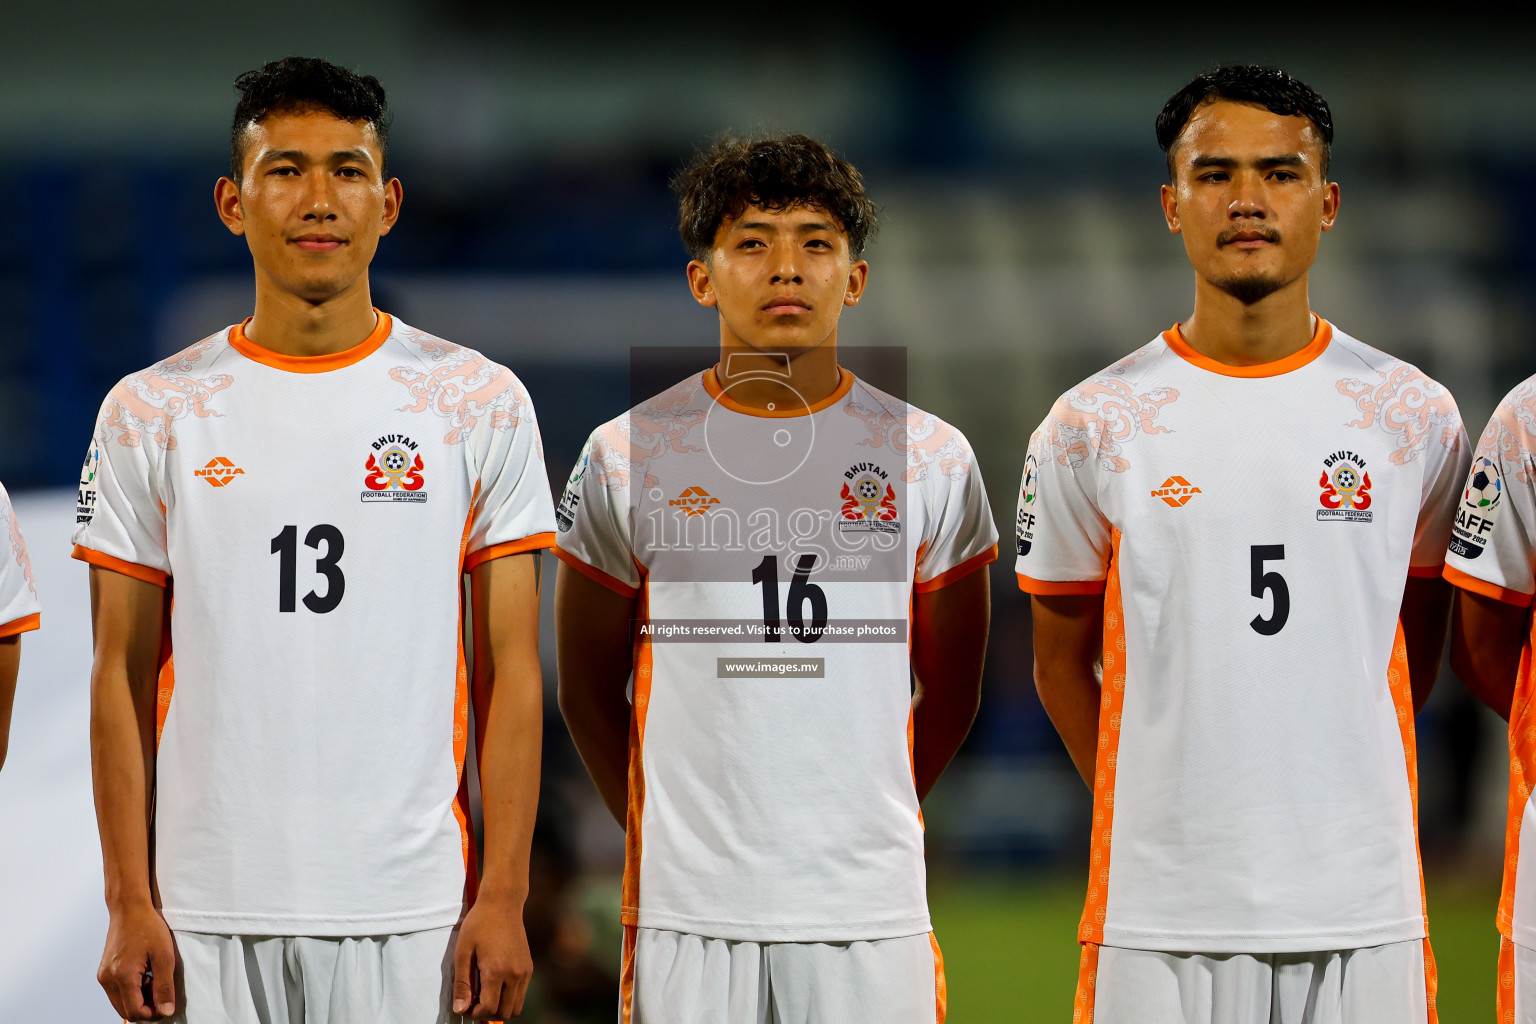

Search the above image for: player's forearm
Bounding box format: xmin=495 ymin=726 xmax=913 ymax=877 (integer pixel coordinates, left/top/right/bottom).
xmin=1034 ymin=664 xmax=1102 ymax=788
xmin=909 ymin=573 xmax=989 ymax=799
xmin=558 ymin=684 xmax=631 ymax=825
xmin=473 ymin=657 xmax=543 ymax=905
xmin=1400 ymin=575 xmax=1453 ymax=713
xmin=1449 ymin=589 xmax=1526 ymax=720
xmin=0 ymin=636 xmax=18 ymax=769
xmin=910 ymin=690 xmax=980 ymax=800
xmin=90 ymin=663 xmax=159 ymax=911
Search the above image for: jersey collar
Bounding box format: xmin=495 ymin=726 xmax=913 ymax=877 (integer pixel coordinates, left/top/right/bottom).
xmin=701 ymin=364 xmax=854 ymax=417
xmin=1163 ymin=315 xmax=1332 ymax=378
xmin=230 ymin=309 xmax=392 ymax=373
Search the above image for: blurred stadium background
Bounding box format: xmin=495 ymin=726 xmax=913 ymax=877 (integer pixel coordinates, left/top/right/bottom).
xmin=2 ymin=7 xmax=1535 ymax=1020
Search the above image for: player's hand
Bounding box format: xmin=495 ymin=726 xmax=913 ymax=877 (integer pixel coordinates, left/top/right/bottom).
xmin=452 ymin=891 xmax=534 ymax=1019
xmin=98 ymin=903 xmax=178 ymax=1020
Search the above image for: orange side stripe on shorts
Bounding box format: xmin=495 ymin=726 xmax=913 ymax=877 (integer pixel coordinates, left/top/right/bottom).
xmin=929 ymin=932 xmax=947 ymax=1024
xmin=1500 ymin=934 xmax=1516 ymax=1024
xmin=1074 ymin=942 xmax=1100 ymax=1024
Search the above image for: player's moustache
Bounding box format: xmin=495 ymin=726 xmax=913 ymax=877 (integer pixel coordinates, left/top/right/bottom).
xmin=1217 ymin=224 xmax=1282 ymax=246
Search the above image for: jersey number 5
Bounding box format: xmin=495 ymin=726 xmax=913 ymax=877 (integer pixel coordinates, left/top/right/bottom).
xmin=272 ymin=524 xmax=345 ymax=613
xmin=1249 ymin=544 xmax=1289 ymax=636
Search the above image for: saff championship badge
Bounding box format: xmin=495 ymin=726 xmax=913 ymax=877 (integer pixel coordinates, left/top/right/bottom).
xmin=838 ymin=462 xmax=900 ymax=534
xmin=362 ymin=434 xmax=428 ymax=503
xmin=1317 ymin=450 xmax=1372 ymax=523
xmin=1017 ymin=452 xmax=1038 ymax=556
xmin=1449 ymin=455 xmax=1502 ymax=559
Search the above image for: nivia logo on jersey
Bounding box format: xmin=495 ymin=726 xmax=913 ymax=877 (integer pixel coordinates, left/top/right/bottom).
xmin=1317 ymin=451 xmax=1372 ymax=523
xmin=1016 ymin=453 xmax=1038 ymax=556
xmin=838 ymin=463 xmax=900 ymax=535
xmin=1449 ymin=455 xmax=1502 ymax=559
xmin=362 ymin=434 xmax=427 ymax=503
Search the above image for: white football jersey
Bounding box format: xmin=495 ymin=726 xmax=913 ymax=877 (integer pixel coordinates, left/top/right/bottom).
xmin=72 ymin=311 xmax=556 ymax=936
xmin=555 ymin=367 xmax=997 ymax=942
xmin=0 ymin=481 xmax=40 ymax=638
xmin=1442 ymin=374 xmax=1536 ymax=950
xmin=1016 ymin=318 xmax=1467 ymax=953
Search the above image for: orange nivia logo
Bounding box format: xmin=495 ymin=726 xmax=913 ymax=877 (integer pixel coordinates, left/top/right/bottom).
xmin=195 ymin=457 xmax=244 ymax=487
xmin=670 ymin=486 xmax=721 ymax=517
xmin=1151 ymin=476 xmax=1200 ymax=507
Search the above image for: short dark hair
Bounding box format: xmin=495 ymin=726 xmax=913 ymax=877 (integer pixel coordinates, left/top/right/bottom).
xmin=671 ymin=133 xmax=878 ymax=261
xmin=1156 ymin=65 xmax=1333 ymax=179
xmin=230 ymin=57 xmax=391 ymax=182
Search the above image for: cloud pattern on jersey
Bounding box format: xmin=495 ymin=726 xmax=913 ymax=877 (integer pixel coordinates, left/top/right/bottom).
xmin=1337 ymin=363 xmax=1463 ymax=465
xmin=390 ymin=324 xmax=533 ymax=447
xmin=842 ymin=391 xmax=975 ymax=483
xmin=1478 ymin=379 xmax=1536 ymax=486
xmin=99 ymin=333 xmax=233 ymax=451
xmin=591 ymin=379 xmax=710 ymax=490
xmin=1046 ymin=376 xmax=1179 ymax=474
xmin=1 ymin=499 xmax=34 ymax=596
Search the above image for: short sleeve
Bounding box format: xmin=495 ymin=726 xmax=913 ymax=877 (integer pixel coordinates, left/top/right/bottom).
xmin=0 ymin=482 xmax=41 ymax=636
xmin=463 ymin=375 xmax=558 ymax=572
xmin=1409 ymin=404 xmax=1470 ymax=574
xmin=71 ymin=391 xmax=171 ymax=586
xmin=553 ymin=426 xmax=641 ymax=596
xmin=1445 ymin=387 xmax=1536 ymax=606
xmin=1015 ymin=421 xmax=1113 ymax=594
xmin=912 ymin=428 xmax=999 ymax=593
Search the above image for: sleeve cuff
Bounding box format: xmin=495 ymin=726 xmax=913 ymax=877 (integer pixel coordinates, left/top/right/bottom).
xmin=914 ymin=545 xmax=998 ymax=594
xmin=72 ymin=545 xmax=169 ymax=587
xmin=553 ymin=545 xmax=640 ymax=597
xmin=0 ymin=613 xmax=39 ymax=638
xmin=1016 ymin=573 xmax=1107 ymax=596
xmin=463 ymin=532 xmax=557 ymax=572
xmin=1443 ymin=564 xmax=1534 ymax=607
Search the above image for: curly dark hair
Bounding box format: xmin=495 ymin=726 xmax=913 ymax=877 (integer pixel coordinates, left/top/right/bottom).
xmin=671 ymin=134 xmax=878 ymax=261
xmin=1156 ymin=65 xmax=1333 ymax=179
xmin=230 ymin=57 xmax=391 ymax=182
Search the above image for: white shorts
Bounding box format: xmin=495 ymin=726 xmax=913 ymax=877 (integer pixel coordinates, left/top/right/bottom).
xmin=1079 ymin=939 xmax=1433 ymax=1024
xmin=625 ymin=926 xmax=946 ymax=1024
xmin=1501 ymin=935 xmax=1536 ymax=1023
xmin=169 ymin=927 xmax=463 ymax=1024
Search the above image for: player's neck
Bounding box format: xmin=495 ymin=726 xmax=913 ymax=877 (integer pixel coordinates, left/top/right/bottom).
xmin=244 ymin=273 xmax=379 ymax=357
xmin=714 ymin=335 xmax=843 ymax=410
xmin=1181 ymin=275 xmax=1316 ymax=368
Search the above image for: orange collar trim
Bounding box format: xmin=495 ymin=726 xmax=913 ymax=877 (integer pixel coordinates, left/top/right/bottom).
xmin=1163 ymin=316 xmax=1332 ymax=378
xmin=231 ymin=310 xmax=392 ymax=373
xmin=701 ymin=365 xmax=854 ymax=418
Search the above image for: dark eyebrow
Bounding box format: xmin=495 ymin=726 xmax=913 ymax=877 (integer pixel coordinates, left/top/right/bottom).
xmin=257 ymin=148 xmax=375 ymax=165
xmin=1189 ymin=154 xmax=1306 ymax=170
xmin=732 ymin=219 xmax=836 ymax=233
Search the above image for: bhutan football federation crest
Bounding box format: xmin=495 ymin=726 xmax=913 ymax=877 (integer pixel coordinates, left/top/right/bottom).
xmin=362 ymin=434 xmax=428 ymax=503
xmin=1449 ymin=455 xmax=1502 ymax=559
xmin=1317 ymin=450 xmax=1372 ymax=523
xmin=838 ymin=462 xmax=900 ymax=535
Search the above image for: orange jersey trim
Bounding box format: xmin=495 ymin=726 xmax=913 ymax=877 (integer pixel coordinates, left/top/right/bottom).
xmin=1444 ymin=564 xmax=1534 ymax=607
xmin=1163 ymin=316 xmax=1332 ymax=378
xmin=1386 ymin=620 xmax=1439 ymax=1023
xmin=1074 ymin=942 xmax=1101 ymax=1024
xmin=620 ymin=581 xmax=653 ymax=929
xmin=700 ymin=365 xmax=854 ymax=418
xmin=553 ymin=545 xmax=640 ymax=597
xmin=230 ymin=309 xmax=392 ymax=373
xmin=463 ymin=532 xmax=557 ymax=573
xmin=1017 ymin=573 xmax=1106 ymax=596
xmin=914 ymin=545 xmax=998 ymax=593
xmin=0 ymin=613 xmax=39 ymax=638
xmin=72 ymin=545 xmax=169 ymax=587
xmin=1079 ymin=529 xmax=1125 ymax=946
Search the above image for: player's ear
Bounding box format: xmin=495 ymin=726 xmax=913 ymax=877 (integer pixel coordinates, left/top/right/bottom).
xmin=380 ymin=178 xmax=403 ymax=236
xmin=686 ymin=260 xmax=718 ymax=308
xmin=1160 ymin=182 xmax=1181 ymax=235
xmin=843 ymin=259 xmax=868 ymax=307
xmin=1320 ymin=180 xmax=1340 ymax=233
xmin=215 ymin=177 xmax=246 ymax=236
